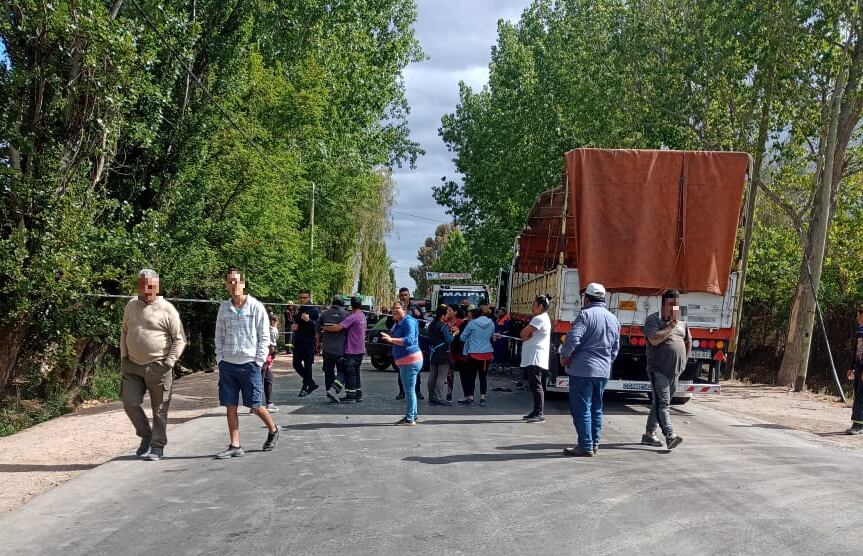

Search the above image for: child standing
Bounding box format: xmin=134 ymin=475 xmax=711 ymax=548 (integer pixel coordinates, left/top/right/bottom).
xmin=262 ymin=314 xmax=280 ymax=412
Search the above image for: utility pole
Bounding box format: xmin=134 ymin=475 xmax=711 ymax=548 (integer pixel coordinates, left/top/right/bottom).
xmin=309 ymin=182 xmax=316 ymax=255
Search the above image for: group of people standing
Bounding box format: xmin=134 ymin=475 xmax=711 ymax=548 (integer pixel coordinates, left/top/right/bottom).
xmin=117 ymin=266 xmax=863 ymax=462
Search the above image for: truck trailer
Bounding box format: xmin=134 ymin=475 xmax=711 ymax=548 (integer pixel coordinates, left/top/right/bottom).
xmin=506 ymin=148 xmax=751 ymax=402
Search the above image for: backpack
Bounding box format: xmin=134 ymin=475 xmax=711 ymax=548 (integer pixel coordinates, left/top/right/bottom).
xmin=428 ymin=320 xmax=451 ymax=365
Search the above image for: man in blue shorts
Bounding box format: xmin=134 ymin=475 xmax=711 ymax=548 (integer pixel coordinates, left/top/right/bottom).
xmin=214 ymin=268 xmax=281 ymax=458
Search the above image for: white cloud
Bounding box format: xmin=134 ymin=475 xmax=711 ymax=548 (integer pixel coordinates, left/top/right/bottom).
xmin=388 ymin=0 xmax=529 ymax=291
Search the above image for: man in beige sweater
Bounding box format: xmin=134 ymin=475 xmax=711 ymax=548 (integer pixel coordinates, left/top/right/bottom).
xmin=120 ymin=269 xmax=186 ymax=461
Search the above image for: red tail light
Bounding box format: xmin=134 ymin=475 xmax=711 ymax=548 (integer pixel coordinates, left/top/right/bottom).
xmin=707 ymin=340 xmax=716 ymax=349
xmin=638 ymin=337 xmax=647 ymax=347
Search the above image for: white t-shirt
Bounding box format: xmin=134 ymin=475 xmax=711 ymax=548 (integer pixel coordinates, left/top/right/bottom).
xmin=520 ymin=312 xmax=552 ymax=369
xmin=269 ymin=325 xmax=279 ymax=347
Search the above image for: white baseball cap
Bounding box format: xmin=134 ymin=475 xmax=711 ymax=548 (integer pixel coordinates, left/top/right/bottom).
xmin=584 ymin=283 xmax=606 ymax=298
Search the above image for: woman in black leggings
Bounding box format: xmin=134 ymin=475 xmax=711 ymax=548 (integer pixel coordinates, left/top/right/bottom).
xmin=458 ymin=308 xmax=496 ymax=407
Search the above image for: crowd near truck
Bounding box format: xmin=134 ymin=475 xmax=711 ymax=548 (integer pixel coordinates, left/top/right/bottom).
xmin=506 ymin=148 xmax=751 ymax=403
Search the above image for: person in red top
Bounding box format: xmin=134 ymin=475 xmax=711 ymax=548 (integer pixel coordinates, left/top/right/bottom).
xmin=447 ymin=305 xmax=467 ymax=403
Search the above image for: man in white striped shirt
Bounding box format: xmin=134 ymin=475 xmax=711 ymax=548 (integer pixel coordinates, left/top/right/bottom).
xmin=214 ymin=268 xmax=280 ymax=459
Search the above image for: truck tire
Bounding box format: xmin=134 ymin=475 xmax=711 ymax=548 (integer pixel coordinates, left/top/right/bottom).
xmin=371 ymin=357 xmax=391 ymax=371
xmin=671 ymin=396 xmax=691 ymax=405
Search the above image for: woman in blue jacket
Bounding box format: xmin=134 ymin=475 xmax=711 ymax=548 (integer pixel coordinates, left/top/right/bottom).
xmin=458 ymin=308 xmax=495 ymax=406
xmin=380 ymin=301 xmax=424 ymax=426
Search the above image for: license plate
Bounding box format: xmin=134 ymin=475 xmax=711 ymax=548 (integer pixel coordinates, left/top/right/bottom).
xmin=622 ymin=382 xmax=652 ymax=392
xmin=690 ymin=349 xmax=712 ymax=360
xmin=555 ymin=377 xmax=569 ymax=388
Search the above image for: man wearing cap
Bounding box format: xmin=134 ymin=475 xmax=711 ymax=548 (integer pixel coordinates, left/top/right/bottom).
xmin=641 ymin=289 xmax=691 ymax=450
xmin=323 ymin=296 xmax=367 ymax=402
xmin=318 ymin=296 xmax=349 ymax=402
xmin=560 ymin=283 xmax=620 ymax=457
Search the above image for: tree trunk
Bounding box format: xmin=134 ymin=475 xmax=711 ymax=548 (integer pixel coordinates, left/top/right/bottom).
xmin=777 ymin=67 xmax=847 ymax=390
xmin=0 ymin=324 xmax=30 ymax=396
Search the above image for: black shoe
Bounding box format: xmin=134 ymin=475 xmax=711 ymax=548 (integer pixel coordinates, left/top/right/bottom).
xmin=457 ymin=398 xmax=474 ymax=405
xmin=563 ymin=446 xmax=594 ymax=457
xmin=417 ymin=393 xmax=425 ymax=400
xmin=641 ymin=433 xmax=663 ymax=447
xmin=298 ymin=386 xmax=308 ymax=397
xmin=479 ymin=399 xmax=487 ymax=407
xmin=428 ymin=399 xmax=446 ymax=406
xmin=523 ymin=412 xmax=537 ymax=420
xmin=145 ymin=446 xmax=163 ymax=461
xmin=339 ymin=395 xmax=357 ymax=403
xmin=136 ymin=438 xmax=151 ymax=457
xmin=394 ymin=418 xmax=416 ymax=426
xmin=846 ymin=425 xmax=863 ymax=435
xmin=396 ymin=393 xmax=405 ymax=400
xmin=446 ymin=394 xmax=453 ymax=402
xmin=665 ymin=434 xmax=683 ymax=450
xmin=306 ymin=383 xmax=319 ymax=395
xmin=526 ymin=414 xmax=546 ymax=423
xmin=354 ymin=394 xmax=364 ymax=403
xmin=263 ymin=426 xmax=281 ymax=451
xmin=216 ymin=445 xmax=244 ymax=459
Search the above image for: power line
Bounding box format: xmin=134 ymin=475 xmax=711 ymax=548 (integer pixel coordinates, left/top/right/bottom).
xmin=391 ymin=210 xmax=452 ymax=224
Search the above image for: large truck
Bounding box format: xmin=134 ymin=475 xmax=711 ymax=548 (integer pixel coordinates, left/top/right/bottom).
xmin=506 ymin=148 xmax=751 ymax=402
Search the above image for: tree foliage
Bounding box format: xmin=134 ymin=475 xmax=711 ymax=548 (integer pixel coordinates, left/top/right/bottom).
xmin=0 ymin=0 xmax=422 ymax=409
xmin=435 ymin=0 xmax=863 ymax=387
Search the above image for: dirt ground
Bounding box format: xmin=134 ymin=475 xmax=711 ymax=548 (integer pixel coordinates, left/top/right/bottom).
xmin=0 ymin=359 xmax=292 ymax=513
xmin=1 ymin=366 xmax=860 ymax=513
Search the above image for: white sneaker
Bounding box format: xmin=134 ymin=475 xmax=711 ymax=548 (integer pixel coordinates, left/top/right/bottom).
xmin=266 ymin=404 xmax=279 ymax=413
xmin=326 ymin=387 xmax=340 ymax=403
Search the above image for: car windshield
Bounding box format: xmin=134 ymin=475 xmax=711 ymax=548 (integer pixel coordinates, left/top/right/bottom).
xmin=439 ymin=291 xmax=488 ymax=308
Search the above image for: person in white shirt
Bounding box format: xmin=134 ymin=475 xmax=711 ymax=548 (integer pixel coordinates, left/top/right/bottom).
xmin=214 ymin=269 xmax=280 ymax=459
xmin=520 ymin=295 xmax=553 ymax=423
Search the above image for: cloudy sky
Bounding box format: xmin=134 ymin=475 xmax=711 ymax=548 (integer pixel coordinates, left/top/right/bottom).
xmin=387 ymin=0 xmax=528 ymax=291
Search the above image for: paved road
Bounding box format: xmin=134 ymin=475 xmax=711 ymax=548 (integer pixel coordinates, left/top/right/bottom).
xmin=2 ymin=366 xmax=862 ymax=555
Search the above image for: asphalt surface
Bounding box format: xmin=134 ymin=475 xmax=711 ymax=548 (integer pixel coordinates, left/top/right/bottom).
xmin=2 ymin=365 xmax=862 ymax=556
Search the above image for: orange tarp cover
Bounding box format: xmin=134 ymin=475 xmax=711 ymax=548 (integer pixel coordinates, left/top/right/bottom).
xmin=518 ymin=149 xmax=749 ymax=296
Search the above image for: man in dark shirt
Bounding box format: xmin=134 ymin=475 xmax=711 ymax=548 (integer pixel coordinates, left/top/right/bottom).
xmin=318 ymin=296 xmax=348 ymax=402
xmin=292 ymin=289 xmax=320 ymax=397
xmin=846 ymin=305 xmax=863 ymax=435
xmin=642 ymin=290 xmax=691 ymax=450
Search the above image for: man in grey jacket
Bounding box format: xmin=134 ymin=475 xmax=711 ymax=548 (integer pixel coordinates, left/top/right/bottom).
xmin=641 ymin=289 xmax=691 ymax=450
xmin=318 ymin=296 xmax=348 ymax=403
xmin=560 ymin=283 xmax=620 ymax=457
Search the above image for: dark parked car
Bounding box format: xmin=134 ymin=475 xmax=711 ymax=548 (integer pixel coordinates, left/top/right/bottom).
xmin=365 ymin=318 xmax=431 ymax=371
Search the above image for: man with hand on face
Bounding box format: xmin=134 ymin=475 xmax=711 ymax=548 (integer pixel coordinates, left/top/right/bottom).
xmin=292 ymin=289 xmax=320 ymax=397
xmin=214 ymin=269 xmax=280 ymax=459
xmin=641 ymin=289 xmax=691 ymax=450
xmin=120 ymin=269 xmax=186 ymax=461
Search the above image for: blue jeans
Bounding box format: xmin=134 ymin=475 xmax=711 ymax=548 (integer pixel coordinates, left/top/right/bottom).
xmin=399 ymin=361 xmax=423 ymax=421
xmin=218 ymin=361 xmax=263 ymax=408
xmin=569 ymin=376 xmax=608 ymax=451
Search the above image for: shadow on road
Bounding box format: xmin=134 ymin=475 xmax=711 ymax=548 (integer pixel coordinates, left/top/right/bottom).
xmin=404 ymin=452 xmax=566 ymax=464
xmin=0 ymin=463 xmax=99 ymax=473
